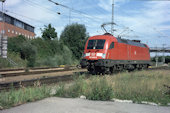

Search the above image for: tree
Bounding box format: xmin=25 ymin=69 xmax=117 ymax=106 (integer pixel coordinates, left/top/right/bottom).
xmin=20 ymin=42 xmax=37 ymax=67
xmin=41 ymin=24 xmax=58 ymax=40
xmin=8 ymin=35 xmax=27 ymax=53
xmin=60 ymin=23 xmax=88 ymax=60
xmin=8 ymin=35 xmax=37 ymax=67
xmin=151 ymin=56 xmax=170 ymax=63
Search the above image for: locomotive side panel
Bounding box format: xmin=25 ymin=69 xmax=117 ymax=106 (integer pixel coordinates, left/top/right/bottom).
xmin=106 ymin=38 xmax=118 ymax=60
xmin=129 ymin=45 xmax=150 ymax=61
xmin=116 ymin=43 xmax=128 ymax=60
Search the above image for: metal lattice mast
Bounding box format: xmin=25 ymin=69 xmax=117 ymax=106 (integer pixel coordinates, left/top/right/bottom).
xmin=162 ymin=44 xmax=166 ymax=64
xmin=0 ymin=0 xmax=6 ymax=56
xmin=111 ymin=0 xmax=114 ymax=35
xmin=155 ymin=46 xmax=158 ymax=67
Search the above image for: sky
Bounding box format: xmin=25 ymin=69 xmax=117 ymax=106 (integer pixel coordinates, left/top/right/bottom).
xmin=3 ymin=0 xmax=170 ymax=49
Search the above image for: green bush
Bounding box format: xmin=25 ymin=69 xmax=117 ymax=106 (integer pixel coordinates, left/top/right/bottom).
xmin=31 ymin=38 xmax=58 ymax=58
xmin=8 ymin=35 xmax=27 ymax=53
xmin=85 ymin=77 xmax=114 ymax=101
xmin=34 ymin=45 xmax=74 ymax=67
xmin=8 ymin=52 xmax=27 ymax=67
xmin=0 ymin=52 xmax=27 ymax=68
xmin=20 ymin=42 xmax=37 ymax=67
xmin=0 ymin=58 xmax=11 ymax=68
xmin=4 ymin=23 xmax=89 ymax=68
xmin=5 ymin=25 xmax=84 ymax=68
xmin=8 ymin=35 xmax=37 ymax=67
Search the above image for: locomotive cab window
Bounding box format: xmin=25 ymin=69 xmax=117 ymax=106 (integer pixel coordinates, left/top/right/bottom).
xmin=87 ymin=39 xmax=105 ymax=49
xmin=109 ymin=42 xmax=114 ymax=49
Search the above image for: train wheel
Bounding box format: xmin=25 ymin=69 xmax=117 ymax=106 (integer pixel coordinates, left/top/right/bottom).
xmin=89 ymin=69 xmax=96 ymax=75
xmin=89 ymin=68 xmax=98 ymax=75
xmin=101 ymin=71 xmax=105 ymax=75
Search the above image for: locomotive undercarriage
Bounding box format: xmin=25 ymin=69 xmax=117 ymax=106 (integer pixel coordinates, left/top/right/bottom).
xmin=88 ymin=64 xmax=149 ymax=75
xmin=82 ymin=59 xmax=150 ymax=75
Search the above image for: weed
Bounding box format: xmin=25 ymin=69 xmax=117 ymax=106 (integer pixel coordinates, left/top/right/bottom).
xmin=66 ymin=75 xmax=87 ymax=97
xmin=85 ymin=76 xmax=114 ymax=101
xmin=55 ymin=75 xmax=114 ymax=100
xmin=112 ymin=70 xmax=170 ymax=105
xmin=54 ymin=70 xmax=170 ymax=105
xmin=55 ymin=83 xmax=66 ymax=97
xmin=0 ymin=85 xmax=50 ymax=109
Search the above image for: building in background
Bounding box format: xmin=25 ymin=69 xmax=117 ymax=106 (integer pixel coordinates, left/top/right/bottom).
xmin=0 ymin=12 xmax=35 ymax=39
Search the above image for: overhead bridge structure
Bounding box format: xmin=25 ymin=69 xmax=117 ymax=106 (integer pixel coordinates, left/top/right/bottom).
xmin=149 ymin=47 xmax=170 ymax=66
xmin=150 ymin=47 xmax=170 ymax=53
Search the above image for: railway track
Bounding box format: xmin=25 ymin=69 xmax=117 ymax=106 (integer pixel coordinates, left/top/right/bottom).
xmin=148 ymin=66 xmax=170 ymax=70
xmin=0 ymin=67 xmax=75 ymax=78
xmin=0 ymin=66 xmax=169 ymax=92
xmin=0 ymin=67 xmax=87 ymax=91
xmin=0 ymin=71 xmax=87 ymax=91
xmin=0 ymin=66 xmax=62 ymax=72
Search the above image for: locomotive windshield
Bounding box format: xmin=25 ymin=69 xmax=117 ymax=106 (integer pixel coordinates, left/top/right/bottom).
xmin=87 ymin=39 xmax=105 ymax=49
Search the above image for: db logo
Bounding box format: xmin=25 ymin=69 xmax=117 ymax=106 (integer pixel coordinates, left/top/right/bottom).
xmin=91 ymin=53 xmax=96 ymax=57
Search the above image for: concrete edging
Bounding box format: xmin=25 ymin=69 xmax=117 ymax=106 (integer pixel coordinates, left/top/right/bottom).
xmin=79 ymin=96 xmax=170 ymax=106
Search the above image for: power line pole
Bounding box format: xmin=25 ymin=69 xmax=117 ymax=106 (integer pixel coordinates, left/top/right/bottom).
xmin=111 ymin=0 xmax=114 ymax=35
xmin=0 ymin=0 xmax=7 ymax=59
xmin=155 ymin=46 xmax=158 ymax=67
xmin=162 ymin=44 xmax=166 ymax=64
xmin=1 ymin=0 xmax=5 ymax=35
xmin=0 ymin=0 xmax=5 ymax=57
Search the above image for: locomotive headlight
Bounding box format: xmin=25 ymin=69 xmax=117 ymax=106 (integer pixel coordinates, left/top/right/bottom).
xmin=102 ymin=53 xmax=106 ymax=59
xmin=82 ymin=53 xmax=90 ymax=58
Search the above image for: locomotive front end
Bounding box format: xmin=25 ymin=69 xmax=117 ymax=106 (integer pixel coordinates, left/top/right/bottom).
xmin=80 ymin=35 xmax=109 ymax=74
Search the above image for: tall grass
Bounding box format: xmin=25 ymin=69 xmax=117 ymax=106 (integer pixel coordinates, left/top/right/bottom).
xmin=56 ymin=76 xmax=88 ymax=98
xmin=55 ymin=70 xmax=170 ymax=105
xmin=0 ymin=52 xmax=27 ymax=68
xmin=55 ymin=75 xmax=114 ymax=100
xmin=0 ymin=85 xmax=50 ymax=109
xmin=1 ymin=70 xmax=170 ymax=110
xmin=85 ymin=77 xmax=113 ymax=100
xmin=110 ymin=70 xmax=170 ymax=105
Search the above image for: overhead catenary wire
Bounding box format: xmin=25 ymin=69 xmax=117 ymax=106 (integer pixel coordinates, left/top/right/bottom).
xmin=5 ymin=10 xmax=49 ymax=25
xmin=26 ymin=0 xmax=99 ymax=22
xmin=24 ymin=0 xmax=61 ymax=15
xmin=24 ymin=0 xmax=124 ymax=36
xmin=82 ymin=0 xmax=107 ymax=16
xmin=23 ymin=0 xmax=74 ymax=19
xmin=48 ymin=0 xmax=104 ymax=23
xmin=10 ymin=0 xmax=169 ymax=43
xmin=23 ymin=0 xmax=104 ymax=25
xmin=5 ymin=1 xmax=103 ymax=36
xmin=4 ymin=9 xmax=62 ymax=33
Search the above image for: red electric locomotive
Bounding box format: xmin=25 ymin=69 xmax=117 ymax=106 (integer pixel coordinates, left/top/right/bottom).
xmin=80 ymin=33 xmax=151 ymax=74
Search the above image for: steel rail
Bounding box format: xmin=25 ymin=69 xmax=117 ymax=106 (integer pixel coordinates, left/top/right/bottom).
xmin=0 ymin=70 xmax=87 ymax=91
